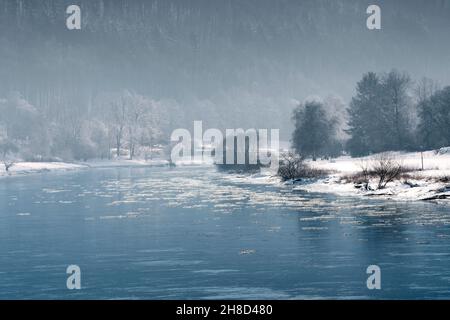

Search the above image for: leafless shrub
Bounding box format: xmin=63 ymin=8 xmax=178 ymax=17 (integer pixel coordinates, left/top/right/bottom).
xmin=3 ymin=160 xmax=15 ymax=172
xmin=277 ymin=152 xmax=330 ymax=181
xmin=371 ymin=153 xmax=403 ymax=189
xmin=345 ymin=153 xmax=407 ymax=190
xmin=277 ymin=152 xmax=306 ymax=181
xmin=0 ymin=140 xmax=19 ymax=173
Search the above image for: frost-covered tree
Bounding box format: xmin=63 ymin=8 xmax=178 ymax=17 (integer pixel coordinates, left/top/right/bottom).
xmin=346 ymin=70 xmax=413 ymax=156
xmin=0 ymin=92 xmax=39 ymax=141
xmin=346 ymin=72 xmax=382 ymax=156
xmin=417 ymin=86 xmax=450 ymax=149
xmin=292 ymin=101 xmax=336 ymax=160
xmin=0 ymin=139 xmax=18 ymax=171
xmin=415 ymin=77 xmax=440 ymax=105
xmin=124 ymin=92 xmax=154 ymax=160
xmin=109 ymin=95 xmax=128 ymax=158
xmin=380 ymin=70 xmax=413 ymax=151
xmin=101 ymin=90 xmax=167 ymax=160
xmin=0 ymin=92 xmax=51 ymax=160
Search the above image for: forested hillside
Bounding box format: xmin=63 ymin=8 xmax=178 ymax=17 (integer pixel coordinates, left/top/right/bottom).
xmin=1 ymin=0 xmax=450 ymax=160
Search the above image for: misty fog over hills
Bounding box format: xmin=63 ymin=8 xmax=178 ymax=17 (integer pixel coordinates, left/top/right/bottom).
xmin=1 ymin=0 xmax=450 ymax=139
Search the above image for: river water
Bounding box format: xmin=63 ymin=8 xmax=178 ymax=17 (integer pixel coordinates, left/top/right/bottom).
xmin=0 ymin=166 xmax=450 ymax=299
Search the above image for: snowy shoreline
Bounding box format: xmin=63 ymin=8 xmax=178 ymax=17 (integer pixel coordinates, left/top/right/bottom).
xmin=289 ymin=173 xmax=450 ymax=202
xmin=225 ymin=149 xmax=450 ymax=203
xmin=284 ymin=150 xmax=450 ymax=202
xmin=0 ymin=157 xmax=221 ymax=179
xmin=0 ymin=159 xmax=170 ymax=178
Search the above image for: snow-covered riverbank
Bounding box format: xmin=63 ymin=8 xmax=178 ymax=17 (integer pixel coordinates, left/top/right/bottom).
xmin=0 ymin=162 xmax=87 ymax=177
xmin=225 ymin=149 xmax=450 ymax=202
xmin=291 ymin=150 xmax=450 ymax=202
xmin=291 ymin=174 xmax=450 ymax=201
xmin=0 ymin=159 xmax=170 ymax=178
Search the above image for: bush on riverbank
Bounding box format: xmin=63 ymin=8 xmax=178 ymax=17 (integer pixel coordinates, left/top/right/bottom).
xmin=277 ymin=152 xmax=329 ymax=181
xmin=341 ymin=153 xmax=420 ymax=190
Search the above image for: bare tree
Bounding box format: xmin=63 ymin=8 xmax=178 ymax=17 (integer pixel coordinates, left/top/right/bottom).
xmin=414 ymin=77 xmax=440 ymax=105
xmin=277 ymin=152 xmax=306 ymax=181
xmin=110 ymin=97 xmax=127 ymax=158
xmin=371 ymin=153 xmax=402 ymax=189
xmin=0 ymin=140 xmax=18 ymax=173
xmin=3 ymin=160 xmax=15 ymax=172
xmin=104 ymin=91 xmax=164 ymax=160
xmin=126 ymin=94 xmax=148 ymax=160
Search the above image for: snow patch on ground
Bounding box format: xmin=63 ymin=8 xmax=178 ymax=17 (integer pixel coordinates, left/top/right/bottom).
xmin=291 ymin=174 xmax=450 ymax=201
xmin=0 ymin=162 xmax=87 ymax=177
xmin=0 ymin=159 xmax=170 ymax=178
xmin=311 ymin=149 xmax=450 ymax=173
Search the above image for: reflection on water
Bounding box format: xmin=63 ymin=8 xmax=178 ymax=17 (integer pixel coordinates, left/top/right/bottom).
xmin=0 ymin=166 xmax=449 ymax=299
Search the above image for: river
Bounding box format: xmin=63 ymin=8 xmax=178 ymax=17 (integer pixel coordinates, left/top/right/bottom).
xmin=0 ymin=166 xmax=450 ymax=299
